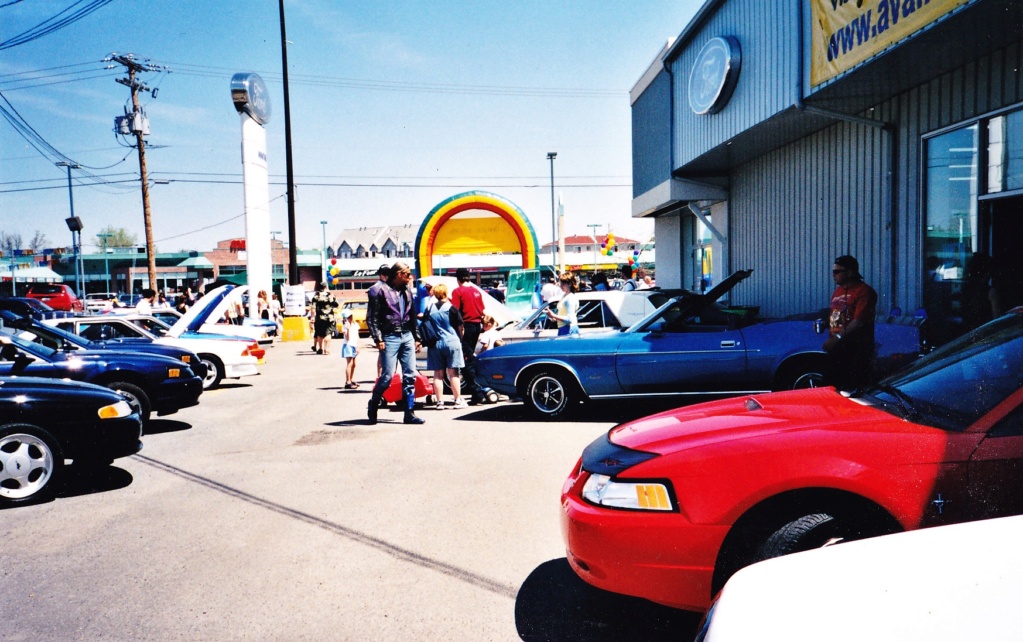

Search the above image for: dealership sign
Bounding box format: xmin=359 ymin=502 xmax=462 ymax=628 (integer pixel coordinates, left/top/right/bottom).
xmin=810 ymin=0 xmax=972 ymax=87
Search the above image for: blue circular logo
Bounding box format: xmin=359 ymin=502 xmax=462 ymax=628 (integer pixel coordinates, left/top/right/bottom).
xmin=688 ymin=36 xmax=741 ymax=116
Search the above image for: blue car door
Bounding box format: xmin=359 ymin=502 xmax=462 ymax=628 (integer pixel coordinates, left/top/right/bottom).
xmin=615 ymin=308 xmax=749 ymax=394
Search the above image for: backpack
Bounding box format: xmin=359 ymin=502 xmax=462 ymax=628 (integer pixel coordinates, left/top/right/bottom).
xmin=418 ymin=304 xmax=441 ymax=348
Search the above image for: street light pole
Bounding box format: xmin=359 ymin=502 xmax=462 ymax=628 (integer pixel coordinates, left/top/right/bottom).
xmin=98 ymin=233 xmax=113 ymax=293
xmin=57 ymin=161 xmax=82 ymax=294
xmin=320 ymin=220 xmax=328 ymax=283
xmin=547 ymin=152 xmax=557 ymax=276
xmin=587 ymin=223 xmax=601 ymax=277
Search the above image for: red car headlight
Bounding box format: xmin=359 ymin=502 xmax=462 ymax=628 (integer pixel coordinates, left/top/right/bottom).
xmin=581 ymin=473 xmax=676 ymax=512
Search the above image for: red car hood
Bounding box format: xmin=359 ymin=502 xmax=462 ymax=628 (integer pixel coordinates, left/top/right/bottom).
xmin=610 ymin=388 xmax=930 ymax=456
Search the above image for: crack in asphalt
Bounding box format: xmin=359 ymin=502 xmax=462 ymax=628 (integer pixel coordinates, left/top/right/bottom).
xmin=135 ymin=454 xmax=519 ymax=600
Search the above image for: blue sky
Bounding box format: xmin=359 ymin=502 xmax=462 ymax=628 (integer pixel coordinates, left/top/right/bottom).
xmin=1 ymin=0 xmax=703 ymax=254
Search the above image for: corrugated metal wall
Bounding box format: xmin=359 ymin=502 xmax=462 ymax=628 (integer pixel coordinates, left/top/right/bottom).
xmin=632 ymin=72 xmax=673 ymax=198
xmin=727 ymin=39 xmax=1023 ymax=318
xmin=669 ymin=0 xmax=798 ymax=167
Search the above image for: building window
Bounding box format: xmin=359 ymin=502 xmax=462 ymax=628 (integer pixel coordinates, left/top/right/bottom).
xmin=925 ymin=124 xmax=978 ymax=283
xmin=988 ymin=109 xmax=1023 ymax=194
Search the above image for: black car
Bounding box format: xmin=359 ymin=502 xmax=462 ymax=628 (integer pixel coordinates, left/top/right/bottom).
xmin=0 ymin=331 xmax=203 ymax=425
xmin=0 ymin=310 xmax=208 ymax=381
xmin=0 ymin=376 xmax=142 ymax=506
xmin=0 ymin=297 xmax=75 ymax=321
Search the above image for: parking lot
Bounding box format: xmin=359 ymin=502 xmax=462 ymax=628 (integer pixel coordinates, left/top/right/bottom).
xmin=1 ymin=338 xmax=698 ymax=641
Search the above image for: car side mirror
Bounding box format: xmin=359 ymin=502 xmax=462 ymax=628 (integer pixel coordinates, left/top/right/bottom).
xmin=647 ymin=320 xmax=666 ymax=334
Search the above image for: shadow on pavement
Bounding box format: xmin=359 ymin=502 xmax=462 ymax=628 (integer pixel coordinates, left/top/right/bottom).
xmin=59 ymin=464 xmax=134 ymax=499
xmin=461 ymin=398 xmax=695 ymax=425
xmin=515 ymin=558 xmax=700 ymax=641
xmin=214 ymin=382 xmax=252 ymax=390
xmin=143 ymin=419 xmax=193 ymax=435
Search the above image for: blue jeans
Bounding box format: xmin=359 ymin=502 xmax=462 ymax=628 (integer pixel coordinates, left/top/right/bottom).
xmin=371 ymin=331 xmax=418 ymax=403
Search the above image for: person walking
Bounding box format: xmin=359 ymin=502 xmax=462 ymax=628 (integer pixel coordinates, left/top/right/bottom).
xmin=340 ymin=309 xmax=359 ymax=389
xmin=367 ymin=261 xmax=424 ymax=425
xmin=368 ymin=264 xmax=391 ymax=380
xmin=450 ymin=267 xmax=486 ymax=404
xmin=822 ymin=255 xmax=878 ymax=391
xmin=546 ymin=274 xmax=580 ymax=336
xmin=423 ymin=283 xmax=466 ymax=410
xmin=310 ymin=281 xmax=339 ymax=355
xmin=257 ymin=289 xmax=271 ymax=320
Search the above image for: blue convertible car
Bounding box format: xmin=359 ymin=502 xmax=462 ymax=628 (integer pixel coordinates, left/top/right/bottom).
xmin=476 ymin=271 xmax=924 ymax=419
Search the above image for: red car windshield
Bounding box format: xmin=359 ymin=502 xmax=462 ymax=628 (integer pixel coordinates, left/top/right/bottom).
xmin=865 ymin=313 xmax=1023 ymax=432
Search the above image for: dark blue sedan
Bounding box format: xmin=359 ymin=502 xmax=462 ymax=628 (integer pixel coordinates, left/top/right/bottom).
xmin=0 ymin=310 xmax=208 ymax=381
xmin=0 ymin=331 xmax=202 ymax=426
xmin=476 ymin=271 xmax=923 ymax=419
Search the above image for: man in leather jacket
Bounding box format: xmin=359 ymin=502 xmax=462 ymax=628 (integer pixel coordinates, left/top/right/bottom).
xmin=367 ymin=261 xmax=424 ymax=425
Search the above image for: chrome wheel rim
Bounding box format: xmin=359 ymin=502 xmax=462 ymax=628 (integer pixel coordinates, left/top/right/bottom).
xmin=201 ymin=358 xmax=219 ymax=388
xmin=792 ymin=371 xmax=825 ymax=389
xmin=530 ymin=376 xmax=566 ymax=415
xmin=0 ymin=433 xmax=55 ymax=500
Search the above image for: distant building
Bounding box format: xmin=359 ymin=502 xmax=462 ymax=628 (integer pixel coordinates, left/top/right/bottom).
xmin=328 ymin=225 xmax=417 ymax=260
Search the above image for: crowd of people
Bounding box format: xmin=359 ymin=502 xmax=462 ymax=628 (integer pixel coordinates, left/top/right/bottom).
xmin=321 ymin=262 xmax=658 ymax=425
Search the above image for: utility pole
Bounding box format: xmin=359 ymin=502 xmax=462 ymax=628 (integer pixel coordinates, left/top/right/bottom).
xmin=587 ymin=223 xmax=602 ymax=276
xmin=108 ymin=53 xmax=167 ymax=292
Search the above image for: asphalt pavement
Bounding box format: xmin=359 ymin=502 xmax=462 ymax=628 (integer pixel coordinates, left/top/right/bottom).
xmin=1 ymin=337 xmax=700 ymax=641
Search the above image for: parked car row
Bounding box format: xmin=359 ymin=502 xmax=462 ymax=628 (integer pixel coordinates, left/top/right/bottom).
xmin=0 ymin=285 xmax=271 ymax=508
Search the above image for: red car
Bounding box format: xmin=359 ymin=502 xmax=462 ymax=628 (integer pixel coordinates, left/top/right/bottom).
xmin=25 ymin=283 xmax=83 ymax=312
xmin=561 ymin=309 xmax=1023 ymax=612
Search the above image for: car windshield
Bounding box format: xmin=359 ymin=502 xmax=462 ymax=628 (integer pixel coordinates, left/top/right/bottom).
xmin=130 ymin=316 xmax=170 ymax=337
xmin=860 ymin=312 xmax=1023 ymax=431
xmin=0 ymin=329 xmax=56 ymax=359
xmin=13 ymin=298 xmax=52 ymax=312
xmin=0 ymin=321 xmax=84 ymax=351
xmin=29 ymin=285 xmax=63 ymax=294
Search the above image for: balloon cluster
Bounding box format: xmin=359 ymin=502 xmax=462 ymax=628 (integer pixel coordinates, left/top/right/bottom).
xmin=326 ymin=258 xmax=341 ymax=287
xmin=627 ymin=248 xmax=641 ymax=267
xmin=600 ymin=233 xmax=616 ymax=257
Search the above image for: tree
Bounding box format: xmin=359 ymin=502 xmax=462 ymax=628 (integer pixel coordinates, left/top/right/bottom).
xmin=0 ymin=232 xmax=21 ymax=257
xmin=0 ymin=231 xmax=55 ymax=256
xmin=95 ymin=226 xmax=137 ymax=249
xmin=28 ymin=231 xmax=49 ymax=251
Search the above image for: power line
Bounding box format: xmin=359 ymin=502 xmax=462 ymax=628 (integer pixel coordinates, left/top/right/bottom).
xmin=0 ymin=0 xmax=117 ymax=50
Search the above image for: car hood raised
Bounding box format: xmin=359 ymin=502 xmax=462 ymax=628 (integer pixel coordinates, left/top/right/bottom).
xmin=609 ymin=388 xmax=931 ymax=455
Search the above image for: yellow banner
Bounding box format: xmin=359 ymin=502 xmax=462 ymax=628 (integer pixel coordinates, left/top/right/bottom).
xmin=810 ymin=0 xmax=972 ymax=87
xmin=433 ymin=216 xmax=521 ymax=255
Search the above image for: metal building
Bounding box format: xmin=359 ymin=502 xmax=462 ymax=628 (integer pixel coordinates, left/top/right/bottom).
xmin=632 ymin=0 xmax=1023 ymax=335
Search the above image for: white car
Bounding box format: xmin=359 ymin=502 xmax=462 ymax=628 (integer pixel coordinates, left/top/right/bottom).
xmin=45 ymin=305 xmax=260 ymax=390
xmin=698 ymin=515 xmax=1023 ymax=642
xmin=500 ymin=290 xmax=671 ymax=343
xmin=83 ymin=292 xmax=118 ymax=314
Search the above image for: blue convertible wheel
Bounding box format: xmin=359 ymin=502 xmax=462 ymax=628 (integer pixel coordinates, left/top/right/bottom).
xmin=525 ymin=370 xmax=575 ymax=420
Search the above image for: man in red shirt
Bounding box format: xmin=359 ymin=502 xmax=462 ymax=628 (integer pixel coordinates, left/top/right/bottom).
xmin=451 ymin=268 xmax=486 ymax=403
xmin=823 ymin=255 xmax=878 ymax=390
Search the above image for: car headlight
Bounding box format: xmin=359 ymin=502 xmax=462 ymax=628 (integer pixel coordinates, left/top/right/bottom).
xmin=97 ymin=400 xmax=133 ymax=419
xmin=581 ymin=473 xmax=675 ymax=511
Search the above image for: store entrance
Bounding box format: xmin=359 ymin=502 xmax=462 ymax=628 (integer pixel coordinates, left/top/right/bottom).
xmin=988 ymin=195 xmax=1023 ymax=310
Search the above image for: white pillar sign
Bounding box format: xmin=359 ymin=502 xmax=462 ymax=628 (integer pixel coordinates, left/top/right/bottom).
xmin=230 ymin=72 xmax=273 ymax=319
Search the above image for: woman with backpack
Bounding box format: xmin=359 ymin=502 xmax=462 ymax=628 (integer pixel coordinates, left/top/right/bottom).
xmin=422 ymin=283 xmax=467 ymax=409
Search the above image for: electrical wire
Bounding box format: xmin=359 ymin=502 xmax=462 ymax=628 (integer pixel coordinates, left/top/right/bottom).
xmin=0 ymin=0 xmax=117 ymax=50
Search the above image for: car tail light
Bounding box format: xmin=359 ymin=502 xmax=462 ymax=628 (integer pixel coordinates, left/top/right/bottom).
xmin=180 ymin=355 xmax=191 ymax=363
xmin=167 ymin=368 xmax=181 ymax=378
xmin=241 ymin=342 xmax=258 ymax=356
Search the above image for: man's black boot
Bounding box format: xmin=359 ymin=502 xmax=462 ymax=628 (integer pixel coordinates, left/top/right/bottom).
xmin=367 ymin=398 xmax=379 ymax=425
xmin=403 ymin=393 xmax=425 ymax=425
